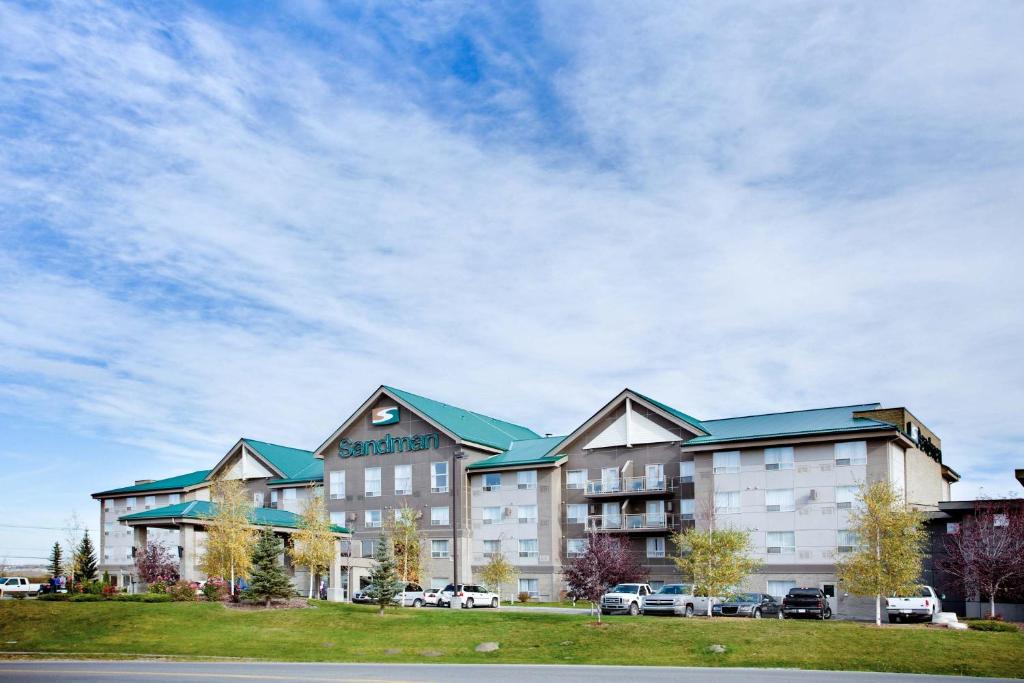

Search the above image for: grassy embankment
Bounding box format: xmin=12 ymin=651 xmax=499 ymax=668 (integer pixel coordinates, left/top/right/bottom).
xmin=1 ymin=601 xmax=1022 ymax=678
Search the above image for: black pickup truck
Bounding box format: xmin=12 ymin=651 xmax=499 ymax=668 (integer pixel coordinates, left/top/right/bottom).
xmin=781 ymin=587 xmax=832 ymax=619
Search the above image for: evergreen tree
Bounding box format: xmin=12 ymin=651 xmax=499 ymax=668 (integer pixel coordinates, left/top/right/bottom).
xmin=247 ymin=527 xmax=294 ymax=607
xmin=75 ymin=530 xmax=98 ymax=582
xmin=364 ymin=531 xmax=400 ymax=616
xmin=48 ymin=542 xmax=63 ymax=578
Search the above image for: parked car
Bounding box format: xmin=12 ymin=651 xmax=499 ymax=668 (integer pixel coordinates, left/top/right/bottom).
xmin=438 ymin=583 xmax=499 ymax=608
xmin=781 ymin=587 xmax=831 ymax=619
xmin=423 ymin=587 xmax=442 ymax=606
xmin=887 ymin=586 xmax=941 ymax=623
xmin=641 ymin=583 xmax=718 ymax=617
xmin=0 ymin=577 xmax=43 ymax=597
xmin=600 ymin=583 xmax=653 ymax=616
xmin=352 ymin=582 xmax=426 ymax=607
xmin=712 ymin=592 xmax=782 ymax=619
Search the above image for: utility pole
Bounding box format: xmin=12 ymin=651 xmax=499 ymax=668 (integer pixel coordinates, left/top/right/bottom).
xmin=451 ymin=447 xmax=464 ymax=588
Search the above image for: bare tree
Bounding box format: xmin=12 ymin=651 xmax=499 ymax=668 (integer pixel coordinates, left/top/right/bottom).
xmin=563 ymin=531 xmax=647 ymax=623
xmin=940 ymin=501 xmax=1024 ymax=618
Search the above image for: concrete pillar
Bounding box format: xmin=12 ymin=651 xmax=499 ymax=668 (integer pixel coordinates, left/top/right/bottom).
xmin=131 ymin=526 xmax=148 ymax=594
xmin=180 ymin=525 xmax=197 ymax=582
xmin=328 ymin=538 xmax=345 ymax=602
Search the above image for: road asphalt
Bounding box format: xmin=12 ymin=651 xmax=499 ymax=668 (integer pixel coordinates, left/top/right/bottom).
xmin=0 ymin=661 xmax=1019 ymax=683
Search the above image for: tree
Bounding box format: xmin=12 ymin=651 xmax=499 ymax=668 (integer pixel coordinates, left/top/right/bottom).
xmin=288 ymin=491 xmax=335 ymax=599
xmin=364 ymin=531 xmax=401 ymax=616
xmin=836 ymin=481 xmax=927 ymax=626
xmin=563 ymin=532 xmax=647 ymax=622
xmin=247 ymin=527 xmax=294 ymax=607
xmin=48 ymin=542 xmax=63 ymax=578
xmin=387 ymin=505 xmax=423 ymax=584
xmin=671 ymin=526 xmax=759 ymax=616
xmin=201 ymin=478 xmax=257 ymax=595
xmin=135 ymin=540 xmax=180 ymax=585
xmin=940 ymin=501 xmax=1024 ymax=618
xmin=75 ymin=530 xmax=98 ymax=582
xmin=479 ymin=551 xmax=518 ymax=607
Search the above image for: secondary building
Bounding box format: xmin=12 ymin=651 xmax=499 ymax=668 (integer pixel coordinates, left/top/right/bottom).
xmin=93 ymin=384 xmax=959 ymax=616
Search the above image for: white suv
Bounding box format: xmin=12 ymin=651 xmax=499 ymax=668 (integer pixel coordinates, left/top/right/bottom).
xmin=439 ymin=583 xmax=499 ymax=608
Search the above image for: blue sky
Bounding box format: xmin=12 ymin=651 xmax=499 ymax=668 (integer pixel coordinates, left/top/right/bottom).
xmin=1 ymin=0 xmax=1023 ymax=564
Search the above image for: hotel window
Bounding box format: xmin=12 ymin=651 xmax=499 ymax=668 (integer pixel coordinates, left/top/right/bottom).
xmin=482 ymin=506 xmax=501 ymax=525
xmin=644 ymin=463 xmax=665 ymax=490
xmin=126 ymin=496 xmax=136 ymax=510
xmin=431 ymin=462 xmax=448 ymax=493
xmin=765 ymin=489 xmax=795 ymax=512
xmin=518 ymin=505 xmax=538 ymax=524
xmin=601 ymin=467 xmax=619 ymax=492
xmin=713 ymin=451 xmax=740 ymax=474
xmin=270 ymin=490 xmax=278 ymax=508
xmin=430 ymin=506 xmax=449 ymax=526
xmin=835 ymin=441 xmax=867 ymax=466
xmin=836 ymin=485 xmax=858 ymax=510
xmin=431 ymin=539 xmax=450 ymax=559
xmin=365 ymin=468 xmax=381 ymax=497
xmin=253 ymin=492 xmax=264 ymax=508
xmin=566 ymin=503 xmax=588 ymax=524
xmin=646 ymin=537 xmax=666 ymax=558
xmin=679 ymin=498 xmax=695 ymax=520
xmin=168 ymin=493 xmax=180 ymax=504
xmin=329 ymin=511 xmax=346 ymax=526
xmin=518 ymin=539 xmax=539 ymax=558
xmin=483 ymin=539 xmax=501 ymax=558
xmin=483 ymin=472 xmax=502 ymax=491
xmin=766 ymin=531 xmax=796 ymax=554
xmin=995 ymin=514 xmax=1009 ymax=527
xmin=103 ymin=498 xmax=112 ymax=511
xmin=679 ymin=460 xmax=695 ymax=482
xmin=329 ymin=471 xmax=345 ymax=499
xmin=104 ymin=522 xmax=115 ymax=536
xmin=518 ymin=578 xmax=539 ymax=597
xmin=393 ymin=508 xmax=403 ymax=523
xmin=283 ymin=488 xmax=297 ymax=501
xmin=394 ymin=464 xmax=412 ymax=495
xmin=144 ymin=495 xmax=156 ymax=509
xmin=566 ymin=538 xmax=586 ymax=558
xmin=714 ymin=490 xmax=741 ymax=514
xmin=767 ymin=580 xmax=797 ymax=599
xmin=837 ymin=530 xmax=859 ymax=553
xmin=566 ymin=469 xmax=585 ymax=489
xmin=363 ymin=539 xmax=377 ymax=558
xmin=946 ymin=522 xmax=960 ymax=534
xmin=764 ymin=447 xmax=794 ymax=471
xmin=517 ymin=470 xmax=537 ymax=490
xmin=103 ymin=550 xmax=111 ymax=561
xmin=431 ymin=577 xmax=447 ymax=590
xmin=365 ymin=509 xmax=382 ymax=528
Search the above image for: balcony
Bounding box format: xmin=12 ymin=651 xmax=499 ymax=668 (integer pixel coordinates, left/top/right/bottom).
xmin=584 ymin=476 xmax=675 ymax=498
xmin=586 ymin=513 xmax=677 ymax=533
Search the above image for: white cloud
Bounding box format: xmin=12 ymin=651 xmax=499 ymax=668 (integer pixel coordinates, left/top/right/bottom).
xmin=0 ymin=0 xmax=1022 ymax=526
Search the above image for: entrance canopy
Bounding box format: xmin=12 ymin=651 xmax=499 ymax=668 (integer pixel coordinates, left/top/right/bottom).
xmin=119 ymin=500 xmax=349 ymax=535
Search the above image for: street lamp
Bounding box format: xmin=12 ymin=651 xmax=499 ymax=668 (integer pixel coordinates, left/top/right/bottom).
xmin=451 ymin=447 xmax=465 ymax=588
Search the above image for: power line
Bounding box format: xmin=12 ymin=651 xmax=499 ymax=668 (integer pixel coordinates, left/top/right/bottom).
xmin=0 ymin=523 xmax=85 ymax=531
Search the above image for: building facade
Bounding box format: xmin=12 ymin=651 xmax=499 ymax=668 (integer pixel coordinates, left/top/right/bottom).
xmin=94 ymin=384 xmax=959 ymax=616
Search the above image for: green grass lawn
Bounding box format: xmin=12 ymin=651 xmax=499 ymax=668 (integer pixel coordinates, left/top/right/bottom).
xmin=1 ymin=601 xmax=1022 ymax=678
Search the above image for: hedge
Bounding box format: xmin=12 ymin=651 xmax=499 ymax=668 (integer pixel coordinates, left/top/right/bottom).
xmin=37 ymin=592 xmax=174 ymax=603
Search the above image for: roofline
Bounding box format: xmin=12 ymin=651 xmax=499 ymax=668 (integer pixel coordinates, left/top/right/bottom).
xmin=681 ymin=425 xmax=899 ymax=451
xmin=942 ymin=464 xmax=962 ymax=483
xmin=701 ymin=402 xmax=882 ymax=424
xmin=465 ymin=456 xmax=566 ymax=473
xmin=120 ymin=514 xmax=349 ymax=536
xmin=267 ymin=478 xmax=323 ymax=489
xmin=207 ymin=438 xmax=288 ymax=481
xmin=91 ymin=482 xmax=209 ymax=500
xmin=312 ymin=385 xmax=502 ymax=458
xmin=1017 ymin=468 xmax=1024 ymax=489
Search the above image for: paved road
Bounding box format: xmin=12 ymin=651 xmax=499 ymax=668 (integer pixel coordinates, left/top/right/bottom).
xmin=0 ymin=661 xmax=1017 ymax=683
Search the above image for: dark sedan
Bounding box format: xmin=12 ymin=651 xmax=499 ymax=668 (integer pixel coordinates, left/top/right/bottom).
xmin=711 ymin=592 xmax=782 ymax=619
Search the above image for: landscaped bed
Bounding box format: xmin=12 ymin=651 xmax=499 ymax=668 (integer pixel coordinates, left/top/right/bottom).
xmin=1 ymin=601 xmax=1022 ymax=678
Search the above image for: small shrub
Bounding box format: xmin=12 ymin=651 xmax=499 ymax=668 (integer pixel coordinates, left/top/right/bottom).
xmin=517 ymin=591 xmax=531 ymax=604
xmin=111 ymin=593 xmax=173 ymax=603
xmin=967 ymin=620 xmax=1018 ymax=632
xmin=85 ymin=581 xmax=105 ymax=595
xmin=37 ymin=593 xmax=69 ymax=602
xmin=167 ymin=580 xmax=198 ymax=602
xmin=102 ymin=583 xmax=119 ymax=597
xmin=148 ymin=581 xmax=168 ymax=594
xmin=202 ymin=580 xmax=226 ymax=602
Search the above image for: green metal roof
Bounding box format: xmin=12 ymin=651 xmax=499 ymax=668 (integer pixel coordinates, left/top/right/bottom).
xmin=267 ymin=458 xmax=323 ymax=486
xmin=119 ymin=500 xmax=348 ymax=533
xmin=93 ymin=469 xmax=211 ymax=497
xmin=242 ymin=439 xmax=318 ymax=479
xmin=633 ymin=391 xmax=707 ymax=432
xmin=466 ymin=435 xmax=567 ymax=470
xmin=384 ymin=386 xmax=540 ymax=450
xmin=686 ymin=403 xmax=892 ymax=445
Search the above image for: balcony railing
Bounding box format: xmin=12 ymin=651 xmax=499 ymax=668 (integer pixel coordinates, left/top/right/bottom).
xmin=584 ymin=476 xmax=673 ymax=496
xmin=586 ymin=513 xmax=676 ymax=531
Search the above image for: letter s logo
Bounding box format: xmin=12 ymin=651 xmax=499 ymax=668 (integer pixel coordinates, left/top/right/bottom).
xmin=372 ymin=406 xmax=400 ymax=425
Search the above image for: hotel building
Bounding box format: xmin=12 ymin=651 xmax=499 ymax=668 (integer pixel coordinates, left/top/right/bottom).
xmin=93 ymin=385 xmax=958 ymax=616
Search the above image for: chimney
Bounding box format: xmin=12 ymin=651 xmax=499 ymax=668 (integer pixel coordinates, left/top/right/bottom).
xmin=134 ymin=479 xmax=155 ymax=485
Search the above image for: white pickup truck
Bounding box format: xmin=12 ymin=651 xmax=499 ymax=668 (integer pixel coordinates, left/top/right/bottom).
xmin=641 ymin=583 xmax=718 ymax=617
xmin=887 ymin=585 xmax=941 ymax=623
xmin=0 ymin=577 xmax=44 ymax=597
xmin=600 ymin=582 xmax=653 ymax=616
